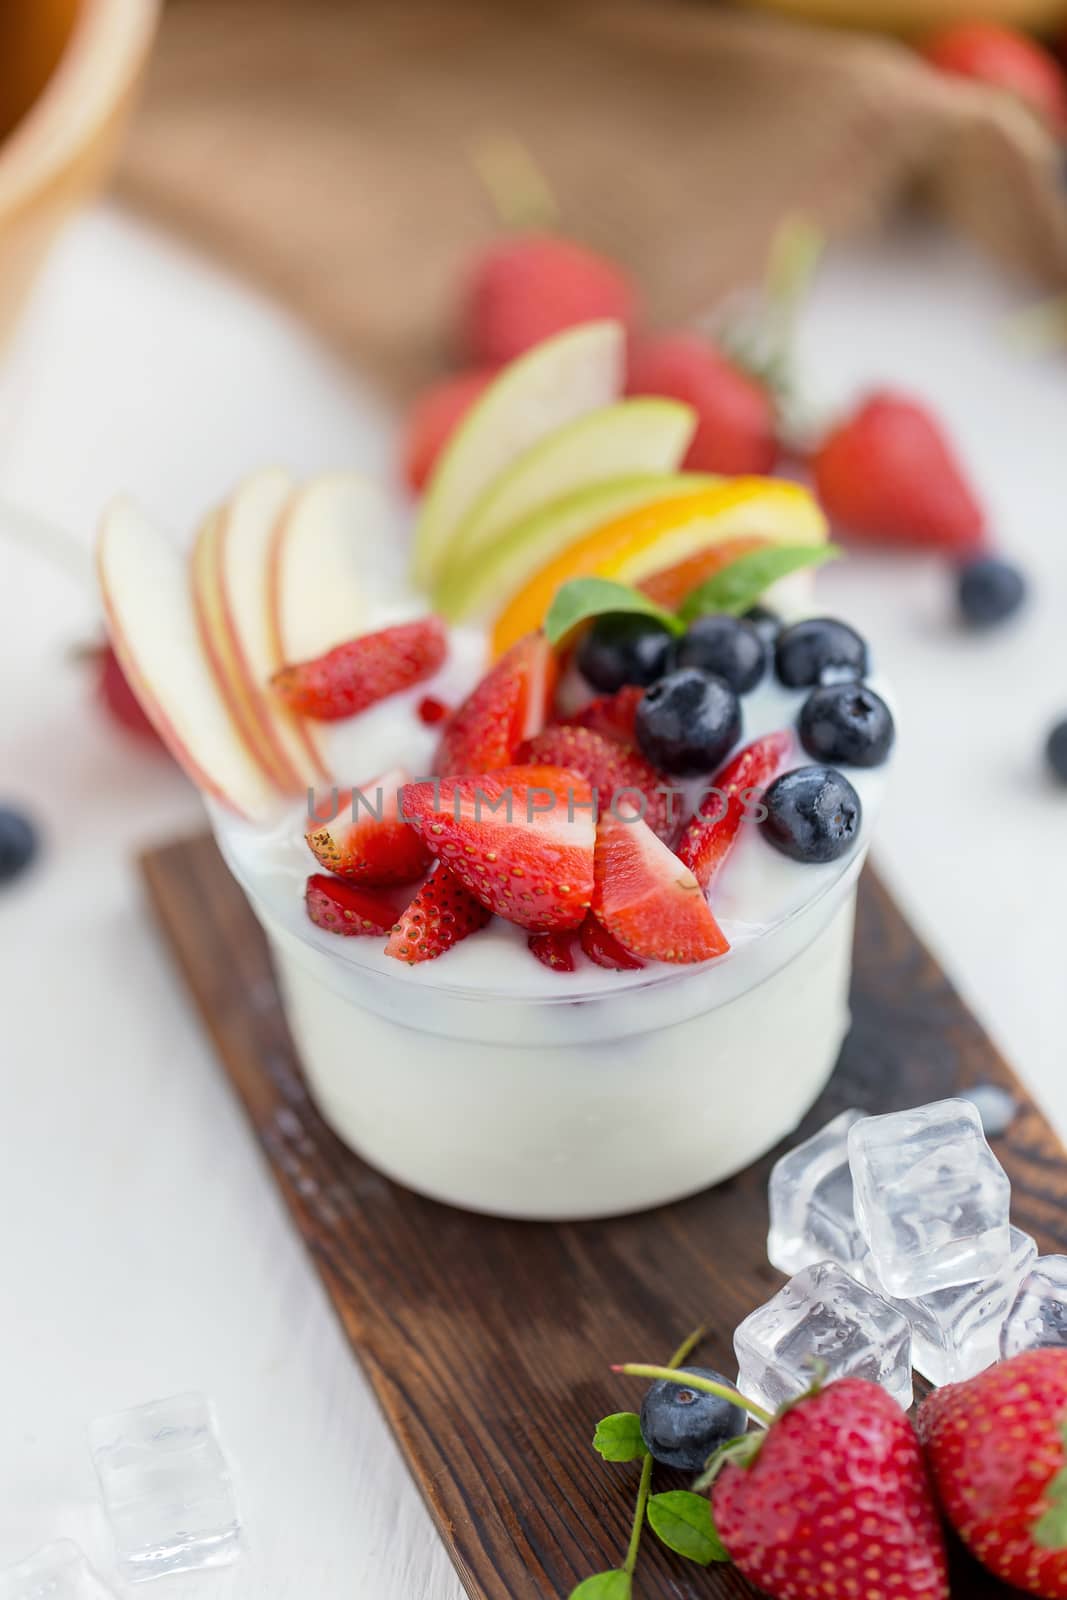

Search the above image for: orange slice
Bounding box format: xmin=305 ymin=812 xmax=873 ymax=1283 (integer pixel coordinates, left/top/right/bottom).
xmin=490 ymin=478 xmax=826 ymax=656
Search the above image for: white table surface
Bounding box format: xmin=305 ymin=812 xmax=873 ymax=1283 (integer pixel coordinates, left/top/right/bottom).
xmin=1 ymin=204 xmax=1065 ymax=1597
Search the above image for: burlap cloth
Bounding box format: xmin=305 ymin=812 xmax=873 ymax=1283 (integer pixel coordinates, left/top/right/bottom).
xmin=116 ymin=0 xmax=1067 ymax=400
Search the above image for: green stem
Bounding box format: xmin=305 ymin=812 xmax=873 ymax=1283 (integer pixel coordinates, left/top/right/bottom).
xmin=470 ymin=132 xmax=558 ymax=233
xmin=618 ymin=1325 xmax=707 ymax=1581
xmin=667 ymin=1322 xmax=707 ymax=1370
xmin=764 ymin=215 xmax=823 ymax=345
xmin=623 ymin=1454 xmax=653 ymax=1576
xmin=614 ymin=1364 xmax=774 ymax=1430
xmin=1003 ymin=293 xmax=1067 ymax=354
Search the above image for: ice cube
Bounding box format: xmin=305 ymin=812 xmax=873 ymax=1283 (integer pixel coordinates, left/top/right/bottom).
xmin=865 ymin=1228 xmax=1037 ymax=1387
xmin=0 ymin=1542 xmax=116 ymax=1600
xmin=734 ymin=1259 xmax=913 ymax=1414
xmin=847 ymin=1099 xmax=1011 ymax=1298
xmin=767 ymin=1108 xmax=865 ymax=1277
xmin=1000 ymin=1255 xmax=1067 ymax=1360
xmin=88 ymin=1392 xmax=241 ymax=1582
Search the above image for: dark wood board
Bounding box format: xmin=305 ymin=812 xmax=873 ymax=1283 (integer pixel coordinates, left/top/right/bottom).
xmin=141 ymin=834 xmax=1067 ymax=1600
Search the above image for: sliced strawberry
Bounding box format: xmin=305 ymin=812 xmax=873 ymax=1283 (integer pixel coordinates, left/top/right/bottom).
xmin=527 ymin=930 xmax=578 ymax=972
xmin=401 ymin=765 xmax=594 ymax=932
xmin=593 ymin=807 xmax=729 ymax=964
xmin=272 ymin=617 xmax=447 ymax=721
xmin=435 ymin=632 xmax=556 ymax=775
xmin=518 ymin=723 xmax=674 ymax=841
xmin=580 ymin=914 xmax=645 ymax=971
xmin=385 ymin=866 xmax=491 ymax=964
xmin=562 ymin=686 xmax=643 ymax=749
xmin=305 ymin=874 xmax=400 ymax=936
xmin=305 ymin=767 xmax=430 ymax=886
xmin=676 ymin=729 xmax=792 ymax=889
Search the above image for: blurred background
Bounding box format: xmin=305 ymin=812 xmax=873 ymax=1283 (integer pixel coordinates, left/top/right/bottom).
xmin=1 ymin=1 xmax=1067 ymax=1594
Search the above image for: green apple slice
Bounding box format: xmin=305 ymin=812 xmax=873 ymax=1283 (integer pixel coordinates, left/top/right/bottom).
xmin=439 ymin=396 xmax=696 ymax=595
xmin=437 ymin=472 xmax=717 ymax=622
xmin=410 ymin=320 xmax=624 ymax=590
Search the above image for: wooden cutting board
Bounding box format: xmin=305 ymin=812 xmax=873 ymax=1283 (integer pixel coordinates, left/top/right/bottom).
xmin=141 ymin=834 xmax=1067 ymax=1600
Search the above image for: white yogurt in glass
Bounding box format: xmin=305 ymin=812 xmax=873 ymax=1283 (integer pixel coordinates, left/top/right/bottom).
xmin=210 ymin=606 xmax=891 ymax=1219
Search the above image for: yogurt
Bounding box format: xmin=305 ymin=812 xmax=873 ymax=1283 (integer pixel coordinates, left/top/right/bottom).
xmin=211 ymin=611 xmax=891 ymax=1219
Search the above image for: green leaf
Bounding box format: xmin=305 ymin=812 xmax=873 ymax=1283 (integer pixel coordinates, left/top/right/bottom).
xmin=593 ymin=1412 xmax=649 ymax=1463
xmin=647 ymin=1490 xmax=730 ymax=1565
xmin=544 ymin=578 xmax=684 ymax=646
xmin=677 ymin=543 xmax=840 ymax=623
xmin=568 ymin=1570 xmax=632 ymax=1600
xmin=1034 ymin=1421 xmax=1067 ymax=1549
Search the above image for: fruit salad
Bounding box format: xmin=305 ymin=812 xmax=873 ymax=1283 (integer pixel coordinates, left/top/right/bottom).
xmin=97 ymin=319 xmax=896 ymax=1218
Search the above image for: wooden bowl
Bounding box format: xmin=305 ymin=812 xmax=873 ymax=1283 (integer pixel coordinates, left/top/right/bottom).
xmin=733 ymin=0 xmax=1067 ymax=34
xmin=0 ymin=0 xmax=158 ymax=345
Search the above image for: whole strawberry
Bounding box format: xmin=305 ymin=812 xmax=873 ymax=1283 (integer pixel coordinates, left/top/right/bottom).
xmin=813 ymin=390 xmax=987 ymax=556
xmin=627 ymin=331 xmax=778 ymax=477
xmin=401 ymin=368 xmax=494 ymax=494
xmin=714 ymin=1378 xmax=949 ymax=1600
xmin=461 ymin=233 xmax=640 ymax=367
xmin=922 ymin=23 xmax=1067 ymax=135
xmin=918 ymin=1348 xmax=1067 ymax=1597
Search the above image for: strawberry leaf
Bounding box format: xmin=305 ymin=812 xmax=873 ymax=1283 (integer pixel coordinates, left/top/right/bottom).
xmin=568 ymin=1571 xmax=632 ymax=1599
xmin=1034 ymin=1421 xmax=1067 ymax=1550
xmin=545 ymin=578 xmax=684 ymax=646
xmin=593 ymin=1412 xmax=649 ymax=1463
xmin=677 ymin=543 xmax=840 ymax=623
xmin=647 ymin=1490 xmax=729 ymax=1564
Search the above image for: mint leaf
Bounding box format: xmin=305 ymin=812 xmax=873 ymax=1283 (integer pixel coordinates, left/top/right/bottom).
xmin=677 ymin=543 xmax=840 ymax=623
xmin=568 ymin=1571 xmax=632 ymax=1599
xmin=647 ymin=1490 xmax=729 ymax=1564
xmin=1034 ymin=1421 xmax=1067 ymax=1549
xmin=593 ymin=1412 xmax=648 ymax=1463
xmin=544 ymin=578 xmax=683 ymax=646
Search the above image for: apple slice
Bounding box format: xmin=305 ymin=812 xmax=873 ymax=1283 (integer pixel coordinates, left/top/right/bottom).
xmin=440 ymin=398 xmax=696 ymax=592
xmin=193 ymin=470 xmax=321 ymax=793
xmin=269 ymin=473 xmax=393 ymax=774
xmin=98 ymin=498 xmax=279 ymax=819
xmin=410 ymin=320 xmax=624 ymax=591
xmin=437 ymin=471 xmax=717 ymax=622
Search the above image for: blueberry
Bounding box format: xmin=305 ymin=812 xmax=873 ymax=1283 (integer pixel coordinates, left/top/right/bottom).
xmin=958 ymin=1083 xmax=1017 ymax=1139
xmin=0 ymin=806 xmax=38 ymax=885
xmin=639 ymin=1367 xmax=747 ymax=1471
xmin=761 ymin=766 xmax=862 ymax=864
xmin=635 ymin=668 xmax=741 ymax=777
xmin=576 ymin=614 xmax=675 ymax=693
xmin=798 ymin=683 xmax=895 ymax=768
xmin=676 ymin=615 xmax=766 ymax=694
xmin=1047 ymin=718 xmax=1067 ymax=785
xmin=744 ymin=604 xmax=781 ymax=647
xmin=775 ymin=618 xmax=868 ymax=689
xmin=957 ymin=557 xmax=1026 ymax=628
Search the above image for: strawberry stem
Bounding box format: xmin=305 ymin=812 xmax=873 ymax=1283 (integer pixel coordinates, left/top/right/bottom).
xmin=1003 ymin=292 xmax=1067 ymax=355
xmin=470 ymin=132 xmax=558 ymax=233
xmin=764 ymin=214 xmax=823 ymax=348
xmin=612 ymin=1364 xmax=774 ymax=1429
